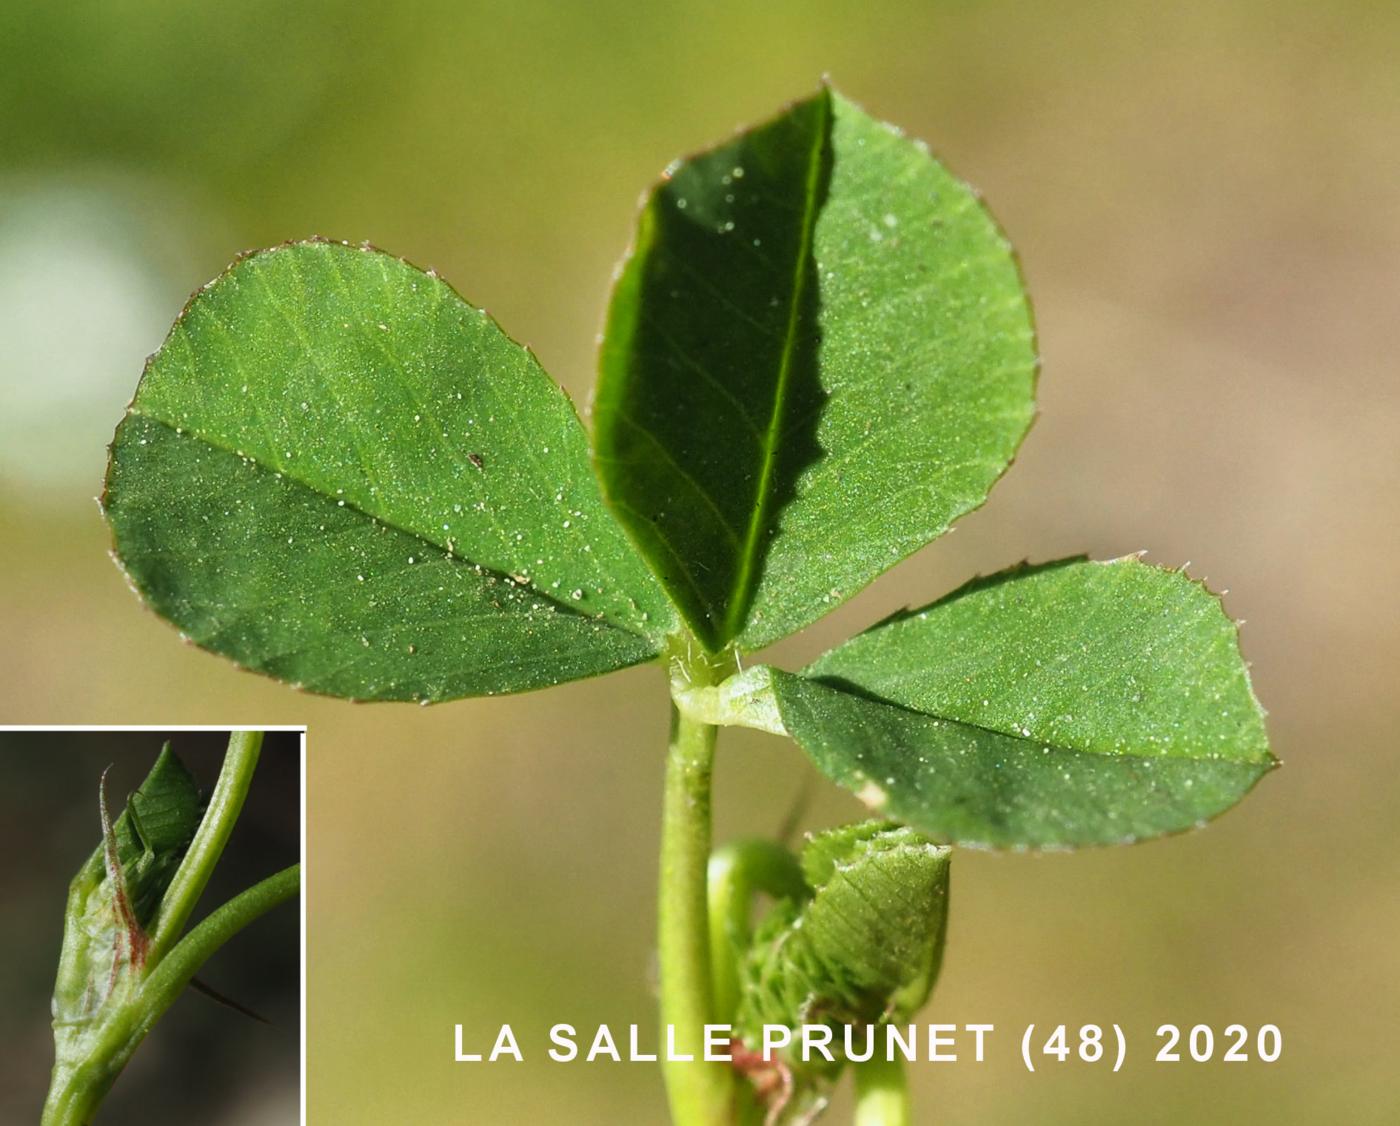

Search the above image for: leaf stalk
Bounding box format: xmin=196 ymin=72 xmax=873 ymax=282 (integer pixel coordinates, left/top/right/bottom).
xmin=660 ymin=652 xmax=734 ymax=1124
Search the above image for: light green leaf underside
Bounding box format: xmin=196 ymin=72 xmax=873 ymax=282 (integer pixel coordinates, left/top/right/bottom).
xmin=595 ymin=85 xmax=1036 ymax=651
xmin=54 ymin=748 xmax=201 ymax=1032
xmin=773 ymin=558 xmax=1274 ymax=849
xmin=105 ymin=240 xmax=675 ymax=701
xmin=737 ymin=822 xmax=950 ymax=1052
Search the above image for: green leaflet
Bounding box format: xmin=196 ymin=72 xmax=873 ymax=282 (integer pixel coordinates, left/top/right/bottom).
xmin=105 ymin=240 xmax=675 ymax=702
xmin=595 ymin=85 xmax=1036 ymax=652
xmin=52 ymin=747 xmax=201 ymax=1040
xmin=736 ymin=823 xmax=950 ymax=1054
xmin=767 ymin=558 xmax=1274 ymax=849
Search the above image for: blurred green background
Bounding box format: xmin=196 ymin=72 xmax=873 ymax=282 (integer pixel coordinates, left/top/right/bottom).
xmin=2 ymin=0 xmax=1397 ymax=1122
xmin=0 ymin=731 xmax=300 ymax=1123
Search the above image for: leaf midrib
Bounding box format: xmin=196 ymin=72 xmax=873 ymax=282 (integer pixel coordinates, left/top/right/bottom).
xmin=721 ymin=91 xmax=831 ymax=643
xmin=121 ymin=410 xmax=654 ymax=645
xmin=239 ymin=243 xmax=659 ymax=642
xmin=786 ymin=673 xmax=1273 ymax=769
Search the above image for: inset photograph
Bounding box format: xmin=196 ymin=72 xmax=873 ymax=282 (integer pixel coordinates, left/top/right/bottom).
xmin=0 ymin=728 xmax=302 ymax=1125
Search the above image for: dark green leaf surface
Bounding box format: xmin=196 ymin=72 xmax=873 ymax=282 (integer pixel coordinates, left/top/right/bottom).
xmin=104 ymin=744 xmax=203 ymax=926
xmin=105 ymin=241 xmax=675 ymax=701
xmin=737 ymin=822 xmax=950 ymax=1049
xmin=595 ymin=86 xmax=1036 ymax=651
xmin=770 ymin=558 xmax=1273 ymax=849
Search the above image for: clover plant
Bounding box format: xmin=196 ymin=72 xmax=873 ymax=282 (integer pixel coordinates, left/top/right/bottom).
xmin=101 ymin=86 xmax=1273 ymax=1124
xmin=42 ymin=732 xmax=299 ymax=1125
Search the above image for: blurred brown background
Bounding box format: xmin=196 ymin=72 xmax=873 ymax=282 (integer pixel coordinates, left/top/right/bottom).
xmin=0 ymin=731 xmax=300 ymax=1123
xmin=2 ymin=0 xmax=1397 ymax=1122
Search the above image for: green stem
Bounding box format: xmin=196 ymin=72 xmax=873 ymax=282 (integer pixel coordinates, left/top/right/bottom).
xmin=853 ymin=1055 xmax=912 ymax=1126
xmin=41 ymin=865 xmax=299 ymax=1126
xmin=149 ymin=730 xmax=263 ymax=964
xmin=660 ymin=688 xmax=733 ymax=1124
xmin=138 ymin=864 xmax=299 ymax=1031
